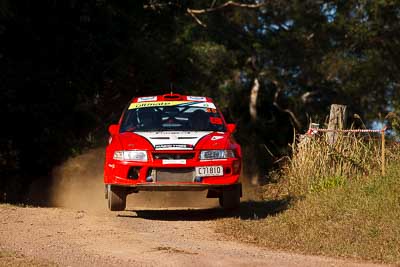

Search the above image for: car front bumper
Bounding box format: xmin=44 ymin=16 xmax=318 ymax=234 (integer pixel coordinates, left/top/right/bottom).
xmin=104 ymin=157 xmax=241 ymax=187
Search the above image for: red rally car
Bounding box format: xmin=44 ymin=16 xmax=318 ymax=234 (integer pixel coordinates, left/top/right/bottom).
xmin=104 ymin=93 xmax=242 ymax=211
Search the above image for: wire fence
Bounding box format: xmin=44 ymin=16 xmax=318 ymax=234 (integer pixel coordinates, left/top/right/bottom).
xmin=306 ymin=126 xmax=388 ymax=175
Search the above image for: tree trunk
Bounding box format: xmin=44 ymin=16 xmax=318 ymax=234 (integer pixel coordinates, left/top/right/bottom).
xmin=249 ymin=78 xmax=259 ymax=122
xmin=327 ymin=104 xmax=347 ymax=144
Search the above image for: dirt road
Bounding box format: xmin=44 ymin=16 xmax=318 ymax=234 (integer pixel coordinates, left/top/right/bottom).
xmin=0 ymin=201 xmax=383 ymax=267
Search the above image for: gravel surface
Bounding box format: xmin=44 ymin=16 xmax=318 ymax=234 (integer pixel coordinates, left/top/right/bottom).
xmin=0 ymin=203 xmax=385 ymax=267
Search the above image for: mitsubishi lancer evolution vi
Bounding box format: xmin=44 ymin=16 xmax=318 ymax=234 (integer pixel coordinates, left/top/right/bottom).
xmin=104 ymin=93 xmax=242 ymax=211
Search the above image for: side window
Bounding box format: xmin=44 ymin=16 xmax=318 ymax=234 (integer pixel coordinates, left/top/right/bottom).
xmin=120 ymin=110 xmax=138 ymax=132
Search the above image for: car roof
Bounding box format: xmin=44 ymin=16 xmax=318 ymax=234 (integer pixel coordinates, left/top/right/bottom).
xmin=131 ymin=94 xmax=214 ymax=103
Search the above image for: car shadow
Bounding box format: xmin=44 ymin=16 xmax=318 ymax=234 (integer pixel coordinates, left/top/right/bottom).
xmin=119 ymin=198 xmax=291 ymax=221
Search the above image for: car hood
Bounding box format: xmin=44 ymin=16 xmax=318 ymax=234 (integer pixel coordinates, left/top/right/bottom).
xmin=117 ymin=132 xmax=154 ymax=150
xmin=132 ymin=131 xmax=229 ymax=150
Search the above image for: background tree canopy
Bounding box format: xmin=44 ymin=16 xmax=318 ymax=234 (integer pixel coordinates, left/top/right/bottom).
xmin=1 ymin=0 xmax=399 ymax=201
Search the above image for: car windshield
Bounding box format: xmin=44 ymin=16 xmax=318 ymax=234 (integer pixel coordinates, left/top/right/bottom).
xmin=120 ymin=101 xmax=226 ymax=132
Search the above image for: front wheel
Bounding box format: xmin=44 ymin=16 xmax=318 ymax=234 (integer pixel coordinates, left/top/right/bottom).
xmin=219 ymin=186 xmax=241 ymax=210
xmin=107 ymin=185 xmax=127 ymax=211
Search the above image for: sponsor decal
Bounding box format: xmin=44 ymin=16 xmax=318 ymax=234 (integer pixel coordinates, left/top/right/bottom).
xmin=137 ymin=96 xmax=157 ymax=102
xmin=162 ymin=159 xmax=187 ymax=165
xmin=152 ymin=131 xmax=192 ymax=135
xmin=129 ymin=101 xmax=189 ymax=109
xmin=128 ymin=101 xmax=216 ymax=109
xmin=190 ymin=102 xmax=216 ymax=109
xmin=155 ymin=144 xmax=194 ymax=150
xmin=187 ymin=96 xmax=207 ymax=101
xmin=211 ymin=135 xmax=224 ymax=141
xmin=210 ymin=117 xmax=223 ymax=125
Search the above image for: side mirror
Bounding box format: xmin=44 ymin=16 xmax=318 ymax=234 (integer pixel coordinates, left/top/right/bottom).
xmin=108 ymin=124 xmax=119 ymax=135
xmin=226 ymin=123 xmax=236 ymax=133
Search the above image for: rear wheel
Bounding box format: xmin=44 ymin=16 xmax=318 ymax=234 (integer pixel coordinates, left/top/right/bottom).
xmin=107 ymin=186 xmax=127 ymax=211
xmin=219 ymin=186 xmax=241 ymax=210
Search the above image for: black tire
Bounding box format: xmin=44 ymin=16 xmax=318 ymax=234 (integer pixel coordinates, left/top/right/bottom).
xmin=219 ymin=187 xmax=240 ymax=210
xmin=107 ymin=186 xmax=127 ymax=211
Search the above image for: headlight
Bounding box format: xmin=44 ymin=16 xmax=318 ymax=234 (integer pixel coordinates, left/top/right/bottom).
xmin=113 ymin=150 xmax=148 ymax=161
xmin=199 ymin=150 xmax=235 ymax=160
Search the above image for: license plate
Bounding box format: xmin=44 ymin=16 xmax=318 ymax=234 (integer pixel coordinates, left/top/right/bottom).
xmin=195 ymin=166 xmax=223 ymax=177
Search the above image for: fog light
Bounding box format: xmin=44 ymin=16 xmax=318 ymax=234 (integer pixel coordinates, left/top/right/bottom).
xmin=128 ymin=167 xmax=140 ymax=180
xmin=194 ymin=177 xmax=203 ymax=182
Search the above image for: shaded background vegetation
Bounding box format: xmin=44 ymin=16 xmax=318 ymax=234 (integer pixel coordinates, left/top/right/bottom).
xmin=1 ymin=0 xmax=400 ymax=202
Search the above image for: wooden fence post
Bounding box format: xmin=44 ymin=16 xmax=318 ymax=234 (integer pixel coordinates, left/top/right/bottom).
xmin=327 ymin=104 xmax=347 ymax=144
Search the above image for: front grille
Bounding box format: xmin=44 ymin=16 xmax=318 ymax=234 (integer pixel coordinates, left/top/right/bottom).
xmin=156 ymin=168 xmax=195 ymax=182
xmin=152 ymin=153 xmax=195 ymax=160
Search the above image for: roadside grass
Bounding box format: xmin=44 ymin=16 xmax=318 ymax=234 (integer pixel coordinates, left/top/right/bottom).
xmin=217 ymin=134 xmax=400 ymax=264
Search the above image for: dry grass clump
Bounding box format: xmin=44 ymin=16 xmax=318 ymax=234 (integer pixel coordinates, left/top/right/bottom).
xmin=217 ymin=133 xmax=400 ymax=264
xmin=286 ymin=132 xmax=382 ymax=195
xmin=218 ymin=164 xmax=400 ymax=263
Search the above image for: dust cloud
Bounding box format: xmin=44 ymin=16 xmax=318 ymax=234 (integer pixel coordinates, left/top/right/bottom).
xmin=50 ymin=148 xmax=106 ymax=211
xmin=50 ymin=147 xmax=219 ymax=212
